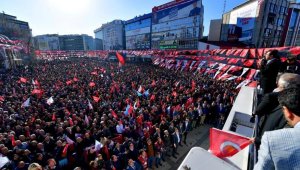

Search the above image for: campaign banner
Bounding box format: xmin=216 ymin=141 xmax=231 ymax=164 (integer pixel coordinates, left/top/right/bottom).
xmin=152 ymin=0 xmax=201 ymax=24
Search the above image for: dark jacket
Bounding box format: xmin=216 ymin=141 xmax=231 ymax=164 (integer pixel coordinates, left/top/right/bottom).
xmin=254 ymin=92 xmax=287 ymax=147
xmin=260 ymin=58 xmax=281 ymax=94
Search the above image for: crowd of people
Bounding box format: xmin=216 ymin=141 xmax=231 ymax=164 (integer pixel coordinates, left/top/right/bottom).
xmin=0 ymin=57 xmax=238 ymax=170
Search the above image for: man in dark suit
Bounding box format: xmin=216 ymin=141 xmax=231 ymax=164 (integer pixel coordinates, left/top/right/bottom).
xmin=182 ymin=118 xmax=192 ymax=145
xmin=171 ymin=128 xmax=181 ymax=158
xmin=254 ymin=73 xmax=300 ymax=148
xmin=259 ymin=50 xmax=281 ymax=94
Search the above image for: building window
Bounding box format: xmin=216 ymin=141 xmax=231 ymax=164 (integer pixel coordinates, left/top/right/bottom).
xmin=279 ymin=7 xmax=286 ymax=15
xmin=277 ymin=18 xmax=285 ymax=26
xmin=268 ymin=15 xmax=275 ymax=25
xmin=264 ymin=28 xmax=272 ymax=37
xmin=269 ymin=3 xmax=277 ymax=14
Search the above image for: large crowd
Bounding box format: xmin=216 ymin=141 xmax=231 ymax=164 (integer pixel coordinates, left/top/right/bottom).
xmin=0 ymin=57 xmax=238 ymax=170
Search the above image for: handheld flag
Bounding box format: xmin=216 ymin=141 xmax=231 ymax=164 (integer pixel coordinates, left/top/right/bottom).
xmin=22 ymin=98 xmax=30 ymax=107
xmin=20 ymin=77 xmax=27 ymax=83
xmin=89 ymin=82 xmax=96 ymax=87
xmin=116 ymin=52 xmax=125 ymax=65
xmin=46 ymin=96 xmax=54 ymax=105
xmin=209 ymin=128 xmax=251 ymax=158
xmin=85 ymin=115 xmax=90 ymax=125
xmin=92 ymin=96 xmax=100 ymax=102
xmin=143 ymin=89 xmax=149 ymax=97
xmin=64 ymin=135 xmax=75 ymax=144
xmin=111 ymin=109 xmax=118 ymax=119
xmin=95 ymin=140 xmax=103 ymax=151
xmin=88 ymin=99 xmax=93 ymax=110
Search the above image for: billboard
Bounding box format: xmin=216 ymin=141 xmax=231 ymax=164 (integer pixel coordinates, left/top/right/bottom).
xmin=228 ymin=1 xmax=258 ymax=41
xmin=152 ymin=0 xmax=201 ymax=24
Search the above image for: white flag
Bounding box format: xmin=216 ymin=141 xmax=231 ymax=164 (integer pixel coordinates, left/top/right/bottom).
xmin=64 ymin=135 xmax=74 ymax=144
xmin=88 ymin=99 xmax=93 ymax=110
xmin=46 ymin=96 xmax=54 ymax=105
xmin=22 ymin=98 xmax=30 ymax=107
xmin=85 ymin=115 xmax=90 ymax=125
xmin=95 ymin=140 xmax=103 ymax=151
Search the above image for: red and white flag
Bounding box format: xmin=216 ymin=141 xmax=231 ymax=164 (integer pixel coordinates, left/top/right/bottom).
xmin=93 ymin=96 xmax=100 ymax=102
xmin=209 ymin=128 xmax=251 ymax=158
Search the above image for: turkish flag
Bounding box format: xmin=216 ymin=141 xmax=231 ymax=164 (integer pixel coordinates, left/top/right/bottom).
xmin=93 ymin=96 xmax=100 ymax=102
xmin=89 ymin=82 xmax=95 ymax=87
xmin=116 ymin=52 xmax=125 ymax=65
xmin=209 ymin=128 xmax=251 ymax=158
xmin=31 ymin=89 xmax=42 ymax=95
xmin=0 ymin=96 xmax=5 ymax=102
xmin=66 ymin=80 xmax=72 ymax=85
xmin=73 ymin=77 xmax=79 ymax=82
xmin=20 ymin=77 xmax=27 ymax=83
xmin=91 ymin=71 xmax=97 ymax=75
xmin=111 ymin=109 xmax=118 ymax=119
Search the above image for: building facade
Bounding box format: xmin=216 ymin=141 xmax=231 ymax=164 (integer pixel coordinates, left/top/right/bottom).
xmin=151 ymin=0 xmax=204 ymax=50
xmin=34 ymin=34 xmax=60 ymax=51
xmin=0 ymin=12 xmax=32 ymax=43
xmin=125 ymin=13 xmax=152 ymax=50
xmin=282 ymin=2 xmax=300 ymax=46
xmin=208 ymin=19 xmax=222 ymax=41
xmin=58 ymin=34 xmax=94 ymax=51
xmin=94 ymin=20 xmax=124 ymax=50
xmin=220 ymin=0 xmax=290 ymax=48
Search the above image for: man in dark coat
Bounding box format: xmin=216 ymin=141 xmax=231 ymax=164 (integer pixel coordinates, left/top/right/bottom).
xmin=259 ymin=50 xmax=281 ymax=94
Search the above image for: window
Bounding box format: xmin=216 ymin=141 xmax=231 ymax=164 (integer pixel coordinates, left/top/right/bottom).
xmin=264 ymin=28 xmax=272 ymax=37
xmin=277 ymin=18 xmax=285 ymax=26
xmin=279 ymin=7 xmax=286 ymax=14
xmin=268 ymin=15 xmax=275 ymax=25
xmin=269 ymin=3 xmax=277 ymax=13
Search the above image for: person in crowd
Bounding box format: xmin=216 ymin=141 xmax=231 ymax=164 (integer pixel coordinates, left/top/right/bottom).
xmin=280 ymin=53 xmax=300 ymax=74
xmin=253 ymin=73 xmax=300 ymax=148
xmin=259 ymin=50 xmax=281 ymax=94
xmin=254 ymin=85 xmax=300 ymax=169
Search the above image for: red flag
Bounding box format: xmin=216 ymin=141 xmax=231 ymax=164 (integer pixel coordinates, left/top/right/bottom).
xmin=116 ymin=52 xmax=125 ymax=65
xmin=247 ymin=81 xmax=258 ymax=88
xmin=73 ymin=77 xmax=79 ymax=82
xmin=20 ymin=77 xmax=27 ymax=83
xmin=0 ymin=96 xmax=4 ymax=102
xmin=65 ymin=109 xmax=71 ymax=116
xmin=66 ymin=80 xmax=72 ymax=85
xmin=172 ymin=91 xmax=178 ymax=97
xmin=89 ymin=82 xmax=96 ymax=87
xmin=150 ymin=94 xmax=155 ymax=101
xmin=111 ymin=109 xmax=118 ymax=119
xmin=52 ymin=113 xmax=56 ymax=121
xmin=69 ymin=118 xmax=74 ymax=126
xmin=91 ymin=71 xmax=97 ymax=75
xmin=62 ymin=144 xmax=69 ymax=155
xmin=11 ymin=136 xmax=16 ymax=147
xmin=209 ymin=128 xmax=251 ymax=158
xmin=191 ymin=80 xmax=196 ymax=91
xmin=93 ymin=96 xmax=100 ymax=102
xmin=151 ymin=80 xmax=156 ymax=87
xmin=31 ymin=89 xmax=42 ymax=95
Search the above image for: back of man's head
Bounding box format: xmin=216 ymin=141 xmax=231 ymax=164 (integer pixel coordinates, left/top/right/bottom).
xmin=277 ymin=73 xmax=300 ymax=91
xmin=278 ymin=85 xmax=300 ymax=117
